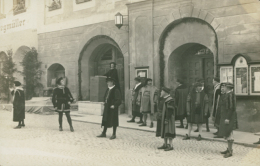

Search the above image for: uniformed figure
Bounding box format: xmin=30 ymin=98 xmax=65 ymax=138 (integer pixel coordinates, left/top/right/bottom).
xmin=10 ymin=81 xmax=25 ymax=129
xmin=104 ymin=62 xmax=120 ymax=91
xmin=218 ymin=82 xmax=238 ymax=158
xmin=138 ymin=78 xmax=158 ymax=128
xmin=183 ymin=82 xmax=209 ymax=141
xmin=157 ymin=87 xmax=176 ymax=151
xmin=175 ymin=78 xmax=188 ymax=128
xmin=97 ymin=77 xmax=122 ymax=140
xmin=212 ymin=77 xmax=222 ymax=138
xmin=127 ymin=77 xmax=143 ymax=123
xmin=52 ymin=77 xmax=74 ymax=132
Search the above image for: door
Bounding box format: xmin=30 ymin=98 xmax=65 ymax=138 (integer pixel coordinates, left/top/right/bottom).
xmin=185 ymin=55 xmax=203 ymax=87
xmin=203 ymin=58 xmax=214 ymax=106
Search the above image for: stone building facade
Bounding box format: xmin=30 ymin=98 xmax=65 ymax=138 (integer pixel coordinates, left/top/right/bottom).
xmin=1 ymin=0 xmax=260 ymax=131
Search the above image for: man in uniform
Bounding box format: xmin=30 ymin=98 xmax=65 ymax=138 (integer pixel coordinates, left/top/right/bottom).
xmin=97 ymin=77 xmax=121 ymax=140
xmin=139 ymin=78 xmax=158 ymax=128
xmin=157 ymin=87 xmax=176 ymax=151
xmin=127 ymin=77 xmax=143 ymax=124
xmin=218 ymin=82 xmax=238 ymax=158
xmin=183 ymin=82 xmax=209 ymax=141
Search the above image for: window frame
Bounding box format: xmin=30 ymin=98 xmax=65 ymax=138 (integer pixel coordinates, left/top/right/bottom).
xmin=234 ymin=56 xmax=249 ymax=96
xmin=250 ymin=64 xmax=260 ymax=96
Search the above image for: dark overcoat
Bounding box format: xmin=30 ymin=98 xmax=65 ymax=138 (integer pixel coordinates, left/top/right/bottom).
xmin=175 ymin=84 xmax=188 ymax=120
xmin=156 ymin=97 xmax=166 ymax=137
xmin=131 ymin=83 xmax=143 ymax=117
xmin=104 ymin=69 xmax=120 ymax=91
xmin=102 ymin=87 xmax=122 ymax=128
xmin=11 ymin=88 xmax=25 ymax=122
xmin=186 ymin=89 xmax=209 ymax=124
xmin=218 ymin=91 xmax=238 ymax=137
xmin=52 ymin=87 xmax=74 ymax=111
xmin=160 ymin=96 xmax=176 ymax=139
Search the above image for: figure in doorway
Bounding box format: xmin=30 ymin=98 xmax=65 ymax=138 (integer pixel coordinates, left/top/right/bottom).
xmin=52 ymin=77 xmax=74 ymax=132
xmin=183 ymin=82 xmax=209 ymax=141
xmin=138 ymin=78 xmax=158 ymax=128
xmin=127 ymin=77 xmax=143 ymax=124
xmin=97 ymin=77 xmax=121 ymax=140
xmin=175 ymin=78 xmax=188 ymax=128
xmin=10 ymin=81 xmax=25 ymax=129
xmin=104 ymin=62 xmax=120 ymax=91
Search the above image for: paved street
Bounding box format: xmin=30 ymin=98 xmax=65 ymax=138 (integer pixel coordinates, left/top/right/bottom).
xmin=0 ymin=110 xmax=260 ymax=166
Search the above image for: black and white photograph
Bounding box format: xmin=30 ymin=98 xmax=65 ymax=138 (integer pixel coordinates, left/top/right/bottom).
xmin=0 ymin=0 xmax=260 ymax=166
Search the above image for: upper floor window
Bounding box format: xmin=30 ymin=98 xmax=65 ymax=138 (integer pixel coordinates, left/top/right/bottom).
xmin=47 ymin=0 xmax=62 ymax=11
xmin=76 ymin=0 xmax=91 ymax=4
xmin=13 ymin=0 xmax=26 ymax=15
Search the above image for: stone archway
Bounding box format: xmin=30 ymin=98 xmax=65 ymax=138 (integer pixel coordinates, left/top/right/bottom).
xmin=158 ymin=17 xmax=218 ymax=88
xmin=47 ymin=63 xmax=65 ymax=87
xmin=78 ymin=35 xmax=124 ymax=101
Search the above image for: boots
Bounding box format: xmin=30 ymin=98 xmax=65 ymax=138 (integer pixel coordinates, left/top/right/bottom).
xmin=224 ymin=149 xmax=233 ymax=158
xmin=196 ymin=134 xmax=202 ymax=141
xmin=164 ymin=144 xmax=174 ymax=151
xmin=253 ymin=138 xmax=260 ymax=144
xmin=220 ymin=148 xmax=229 ymax=154
xmin=157 ymin=143 xmax=167 ymax=149
xmin=97 ymin=133 xmax=106 ymax=138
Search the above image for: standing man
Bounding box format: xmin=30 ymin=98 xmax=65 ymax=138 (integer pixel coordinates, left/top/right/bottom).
xmin=157 ymin=87 xmax=176 ymax=151
xmin=104 ymin=62 xmax=120 ymax=91
xmin=127 ymin=77 xmax=143 ymax=124
xmin=139 ymin=78 xmax=158 ymax=128
xmin=97 ymin=77 xmax=121 ymax=140
xmin=212 ymin=77 xmax=221 ymax=137
xmin=183 ymin=82 xmax=209 ymax=141
xmin=175 ymin=78 xmax=188 ymax=128
xmin=218 ymin=82 xmax=238 ymax=158
xmin=10 ymin=81 xmax=25 ymax=129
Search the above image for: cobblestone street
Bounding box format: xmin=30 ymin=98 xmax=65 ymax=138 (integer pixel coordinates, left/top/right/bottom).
xmin=0 ymin=110 xmax=259 ymax=166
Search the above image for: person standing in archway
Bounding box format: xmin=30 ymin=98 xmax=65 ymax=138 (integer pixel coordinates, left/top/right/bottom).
xmin=175 ymin=78 xmax=188 ymax=128
xmin=97 ymin=77 xmax=121 ymax=140
xmin=104 ymin=62 xmax=120 ymax=91
xmin=10 ymin=81 xmax=25 ymax=129
xmin=183 ymin=82 xmax=209 ymax=141
xmin=127 ymin=77 xmax=143 ymax=124
xmin=139 ymin=78 xmax=158 ymax=128
xmin=52 ymin=77 xmax=74 ymax=132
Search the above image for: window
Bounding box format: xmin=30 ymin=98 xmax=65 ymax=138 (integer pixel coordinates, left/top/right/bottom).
xmin=250 ymin=65 xmax=260 ymax=95
xmin=234 ymin=56 xmax=248 ymax=95
xmin=47 ymin=0 xmax=62 ymax=11
xmin=76 ymin=0 xmax=91 ymax=4
xmin=13 ymin=0 xmax=26 ymax=15
xmin=220 ymin=66 xmax=233 ymax=83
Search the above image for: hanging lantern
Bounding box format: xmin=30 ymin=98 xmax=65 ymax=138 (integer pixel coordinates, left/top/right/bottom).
xmin=115 ymin=12 xmax=123 ymax=29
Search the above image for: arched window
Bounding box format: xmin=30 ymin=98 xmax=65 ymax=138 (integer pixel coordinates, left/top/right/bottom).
xmin=234 ymin=56 xmax=248 ymax=95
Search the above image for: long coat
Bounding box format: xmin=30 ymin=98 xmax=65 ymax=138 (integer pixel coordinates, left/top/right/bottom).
xmin=11 ymin=88 xmax=25 ymax=122
xmin=139 ymin=85 xmax=158 ymax=114
xmin=156 ymin=97 xmax=166 ymax=137
xmin=131 ymin=83 xmax=143 ymax=117
xmin=175 ymin=84 xmax=188 ymax=120
xmin=186 ymin=89 xmax=209 ymax=124
xmin=160 ymin=96 xmax=176 ymax=139
xmin=52 ymin=86 xmax=74 ymax=111
xmin=218 ymin=91 xmax=238 ymax=137
xmin=104 ymin=69 xmax=120 ymax=91
xmin=212 ymin=83 xmax=221 ymax=127
xmin=102 ymin=87 xmax=122 ymax=128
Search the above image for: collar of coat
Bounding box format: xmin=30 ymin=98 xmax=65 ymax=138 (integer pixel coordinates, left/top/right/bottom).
xmin=15 ymin=86 xmax=24 ymax=91
xmin=108 ymin=85 xmax=115 ymax=90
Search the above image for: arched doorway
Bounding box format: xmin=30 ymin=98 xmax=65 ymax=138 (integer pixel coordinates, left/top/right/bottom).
xmin=47 ymin=63 xmax=65 ymax=87
xmin=79 ymin=35 xmax=124 ymax=102
xmin=168 ymin=43 xmax=214 ymax=93
xmin=158 ymin=17 xmax=218 ymax=90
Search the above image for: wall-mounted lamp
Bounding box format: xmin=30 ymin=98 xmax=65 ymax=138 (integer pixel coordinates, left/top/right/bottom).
xmin=115 ymin=12 xmax=128 ymax=30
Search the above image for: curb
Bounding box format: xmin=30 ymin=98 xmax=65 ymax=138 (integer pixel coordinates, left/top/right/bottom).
xmin=72 ymin=119 xmax=259 ymax=148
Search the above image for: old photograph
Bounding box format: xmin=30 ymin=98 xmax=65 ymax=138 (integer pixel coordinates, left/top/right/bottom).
xmin=0 ymin=0 xmax=260 ymax=166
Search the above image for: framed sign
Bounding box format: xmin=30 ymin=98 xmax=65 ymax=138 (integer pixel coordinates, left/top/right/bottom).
xmin=234 ymin=56 xmax=248 ymax=95
xmin=135 ymin=66 xmax=149 ymax=78
xmin=250 ymin=65 xmax=260 ymax=95
xmin=220 ymin=66 xmax=233 ymax=83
